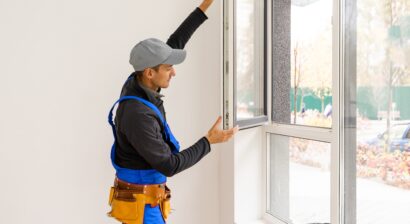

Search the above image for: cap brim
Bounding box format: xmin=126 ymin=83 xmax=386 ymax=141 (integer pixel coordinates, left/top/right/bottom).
xmin=161 ymin=49 xmax=187 ymax=65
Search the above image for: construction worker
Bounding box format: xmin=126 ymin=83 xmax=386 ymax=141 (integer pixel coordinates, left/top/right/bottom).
xmin=107 ymin=0 xmax=239 ymax=223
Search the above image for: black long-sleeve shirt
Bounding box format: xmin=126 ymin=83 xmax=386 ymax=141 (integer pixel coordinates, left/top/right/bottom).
xmin=114 ymin=8 xmax=210 ymax=177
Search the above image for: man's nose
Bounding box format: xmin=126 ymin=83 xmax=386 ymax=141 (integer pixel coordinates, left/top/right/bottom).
xmin=171 ymin=68 xmax=176 ymax=76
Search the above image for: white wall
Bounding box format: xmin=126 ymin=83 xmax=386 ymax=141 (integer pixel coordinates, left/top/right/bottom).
xmin=0 ymin=0 xmax=222 ymax=223
xmin=219 ymin=126 xmax=266 ymax=224
xmin=234 ymin=127 xmax=264 ymax=224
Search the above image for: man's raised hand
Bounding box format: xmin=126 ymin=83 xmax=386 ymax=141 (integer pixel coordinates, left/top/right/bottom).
xmin=199 ymin=0 xmax=214 ymax=12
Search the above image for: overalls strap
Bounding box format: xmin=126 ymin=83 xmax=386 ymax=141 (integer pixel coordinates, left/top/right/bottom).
xmin=107 ymin=95 xmax=180 ymax=185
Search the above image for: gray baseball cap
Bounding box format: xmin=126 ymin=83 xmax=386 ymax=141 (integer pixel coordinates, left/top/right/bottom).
xmin=129 ymin=38 xmax=187 ymax=71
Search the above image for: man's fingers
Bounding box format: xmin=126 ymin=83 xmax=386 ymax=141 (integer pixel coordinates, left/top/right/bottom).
xmin=224 ymin=129 xmax=234 ymax=135
xmin=224 ymin=125 xmax=239 ymax=135
xmin=223 ymin=132 xmax=236 ymax=142
xmin=208 ymin=120 xmax=239 ymax=144
xmin=233 ymin=125 xmax=239 ymax=133
xmin=211 ymin=116 xmax=222 ymax=130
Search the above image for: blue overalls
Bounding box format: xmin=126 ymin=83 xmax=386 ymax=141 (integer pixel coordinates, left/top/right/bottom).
xmin=108 ymin=77 xmax=180 ymax=223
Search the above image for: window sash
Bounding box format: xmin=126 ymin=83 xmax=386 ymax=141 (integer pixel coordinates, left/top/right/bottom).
xmin=223 ymin=0 xmax=269 ymax=130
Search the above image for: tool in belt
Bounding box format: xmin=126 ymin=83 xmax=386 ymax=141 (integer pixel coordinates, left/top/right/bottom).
xmin=107 ymin=76 xmax=181 ymax=224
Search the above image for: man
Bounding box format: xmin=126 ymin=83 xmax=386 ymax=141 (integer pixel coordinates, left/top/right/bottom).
xmin=107 ymin=1 xmax=239 ymax=223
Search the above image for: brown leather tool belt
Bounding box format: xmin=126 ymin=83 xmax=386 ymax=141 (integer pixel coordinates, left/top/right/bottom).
xmin=108 ymin=178 xmax=173 ymax=223
xmin=114 ymin=178 xmax=170 ymax=207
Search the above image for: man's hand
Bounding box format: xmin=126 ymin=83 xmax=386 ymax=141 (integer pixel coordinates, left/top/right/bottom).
xmin=205 ymin=116 xmax=239 ymax=144
xmin=199 ymin=0 xmax=214 ymax=13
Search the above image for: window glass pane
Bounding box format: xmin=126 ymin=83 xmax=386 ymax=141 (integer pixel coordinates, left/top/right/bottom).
xmin=235 ymin=0 xmax=265 ymax=120
xmin=273 ymin=0 xmax=333 ymax=128
xmin=268 ymin=134 xmax=330 ymax=223
xmin=356 ymin=0 xmax=410 ymax=223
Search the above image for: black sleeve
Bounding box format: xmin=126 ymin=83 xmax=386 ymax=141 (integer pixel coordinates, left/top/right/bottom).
xmin=121 ymin=111 xmax=211 ymax=177
xmin=166 ymin=7 xmax=208 ymax=49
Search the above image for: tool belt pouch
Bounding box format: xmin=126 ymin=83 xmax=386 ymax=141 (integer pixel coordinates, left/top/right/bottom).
xmin=107 ymin=188 xmax=145 ymax=224
xmin=160 ymin=186 xmax=172 ymax=220
xmin=160 ymin=197 xmax=171 ymax=220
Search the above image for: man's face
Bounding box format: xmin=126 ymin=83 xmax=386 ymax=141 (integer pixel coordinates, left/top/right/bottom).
xmin=150 ymin=64 xmax=176 ymax=89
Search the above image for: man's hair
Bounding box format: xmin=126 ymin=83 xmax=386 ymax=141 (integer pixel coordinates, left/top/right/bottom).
xmin=135 ymin=64 xmax=162 ymax=78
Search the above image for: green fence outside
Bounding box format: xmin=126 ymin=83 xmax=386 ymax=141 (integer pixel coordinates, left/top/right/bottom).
xmin=357 ymin=86 xmax=410 ymax=120
xmin=290 ymin=88 xmax=332 ymax=113
xmin=290 ymin=87 xmax=410 ymax=120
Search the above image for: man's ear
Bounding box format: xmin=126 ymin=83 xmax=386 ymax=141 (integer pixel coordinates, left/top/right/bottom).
xmin=143 ymin=68 xmax=153 ymax=79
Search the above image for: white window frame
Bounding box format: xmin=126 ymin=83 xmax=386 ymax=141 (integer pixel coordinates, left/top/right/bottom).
xmin=262 ymin=0 xmax=344 ymax=223
xmin=223 ymin=0 xmax=353 ymax=223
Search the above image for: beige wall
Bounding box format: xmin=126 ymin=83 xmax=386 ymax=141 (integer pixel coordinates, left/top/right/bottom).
xmin=0 ymin=0 xmax=223 ymax=223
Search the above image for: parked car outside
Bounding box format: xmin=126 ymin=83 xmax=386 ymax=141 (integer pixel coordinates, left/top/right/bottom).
xmin=366 ymin=123 xmax=410 ymax=152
